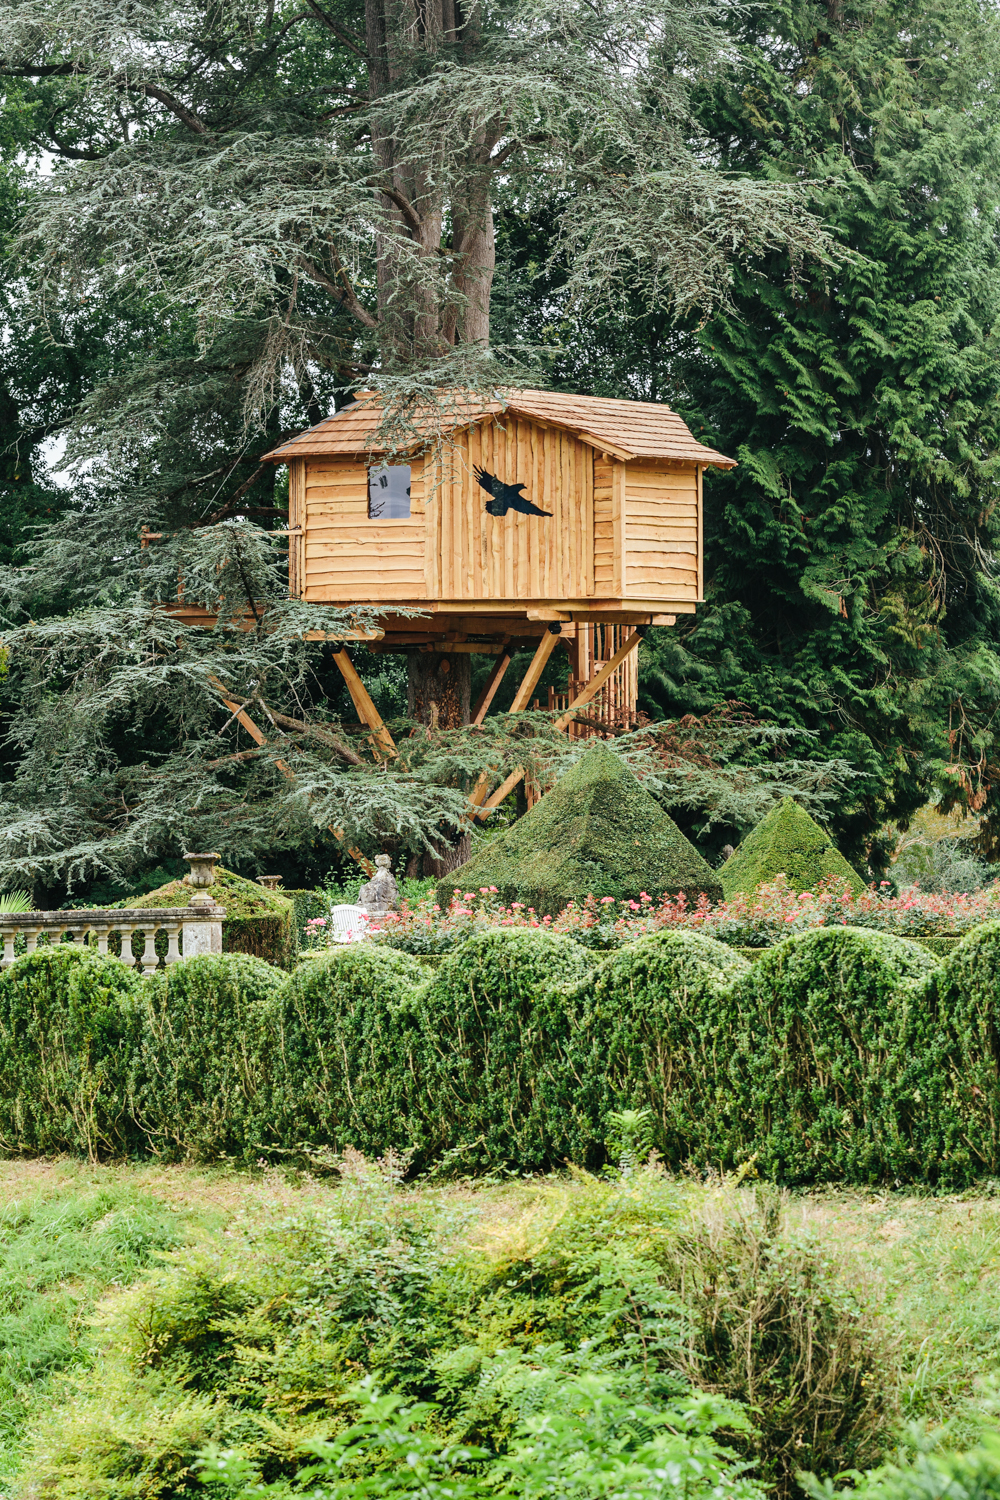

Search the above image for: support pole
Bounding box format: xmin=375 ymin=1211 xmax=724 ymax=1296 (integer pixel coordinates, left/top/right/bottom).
xmin=467 ymin=629 xmax=561 ymax=815
xmin=471 ymin=649 xmax=512 ymax=725
xmin=508 ymin=625 xmax=562 ymax=712
xmin=331 ymin=648 xmax=397 ymax=759
xmin=553 ymin=629 xmax=645 ymax=733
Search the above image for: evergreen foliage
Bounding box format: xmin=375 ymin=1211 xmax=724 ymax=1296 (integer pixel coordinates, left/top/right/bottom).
xmin=910 ymin=921 xmax=1000 ymax=1184
xmin=566 ymin=931 xmax=750 ymax=1169
xmin=129 ymin=953 xmax=285 ymax=1163
xmin=728 ymin=929 xmax=936 ymax=1184
xmin=665 ymin=0 xmax=1000 ymax=858
xmin=0 ymin=946 xmax=141 ymax=1158
xmin=132 ymin=865 xmax=295 ymax=967
xmin=273 ymin=945 xmax=428 ymax=1158
xmin=721 ymin=798 xmax=867 ymax=898
xmin=16 ymin=1169 xmax=888 ymax=1500
xmin=410 ymin=928 xmax=599 ymax=1170
xmin=438 ymin=743 xmax=722 ymax=916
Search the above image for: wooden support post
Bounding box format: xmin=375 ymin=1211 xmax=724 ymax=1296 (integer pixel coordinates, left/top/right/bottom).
xmin=554 ymin=630 xmax=644 ymax=732
xmin=508 ymin=626 xmax=562 ymax=713
xmin=331 ymin=649 xmax=397 ymax=759
xmin=471 ymin=650 xmax=512 ymax=725
xmin=208 ymin=675 xmax=374 ymax=875
xmin=475 ymin=765 xmax=526 ymax=818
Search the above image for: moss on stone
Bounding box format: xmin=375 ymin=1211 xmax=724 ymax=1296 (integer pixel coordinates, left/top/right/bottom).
xmin=720 ymin=797 xmax=866 ymax=898
xmin=437 ymin=741 xmax=722 ymax=916
xmin=131 ymin=866 xmax=295 ymax=967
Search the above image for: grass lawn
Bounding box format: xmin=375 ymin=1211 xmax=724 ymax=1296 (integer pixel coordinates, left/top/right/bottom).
xmin=1 ymin=1161 xmax=999 ymax=1496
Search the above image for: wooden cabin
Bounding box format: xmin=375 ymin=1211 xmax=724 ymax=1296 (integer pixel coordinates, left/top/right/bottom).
xmin=265 ymin=390 xmax=734 ymax=737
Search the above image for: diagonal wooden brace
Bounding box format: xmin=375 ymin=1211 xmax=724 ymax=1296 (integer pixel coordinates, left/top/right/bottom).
xmin=331 ymin=648 xmax=397 ymax=760
xmin=553 ymin=629 xmax=644 ymax=732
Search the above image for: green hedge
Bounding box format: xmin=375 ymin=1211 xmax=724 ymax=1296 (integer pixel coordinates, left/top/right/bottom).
xmin=129 ymin=953 xmax=285 ymax=1162
xmin=724 ymin=928 xmax=936 ymax=1185
xmin=0 ymin=946 xmax=142 ymax=1158
xmin=131 ymin=866 xmax=295 ymax=968
xmin=10 ymin=919 xmax=1000 ymax=1186
xmin=272 ymin=945 xmax=427 ymax=1159
xmin=567 ymin=930 xmax=751 ymax=1170
xmin=409 ymin=928 xmax=600 ymax=1171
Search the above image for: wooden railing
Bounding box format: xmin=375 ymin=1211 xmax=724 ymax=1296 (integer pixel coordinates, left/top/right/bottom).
xmin=0 ymin=895 xmax=226 ymax=971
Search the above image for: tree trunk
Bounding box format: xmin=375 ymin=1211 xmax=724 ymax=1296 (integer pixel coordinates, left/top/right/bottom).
xmin=407 ymin=650 xmax=471 ymax=727
xmin=407 ymin=650 xmax=473 ymax=876
xmin=365 ymin=0 xmax=499 ymax=352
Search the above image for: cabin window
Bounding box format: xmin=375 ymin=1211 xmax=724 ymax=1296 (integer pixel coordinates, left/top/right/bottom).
xmin=368 ymin=464 xmax=411 ymax=519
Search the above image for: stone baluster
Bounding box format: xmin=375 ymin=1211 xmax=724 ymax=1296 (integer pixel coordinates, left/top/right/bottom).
xmin=139 ymin=929 xmax=161 ymax=974
xmin=96 ymin=925 xmax=110 ymax=956
xmin=165 ymin=924 xmax=182 ymax=965
xmin=1 ymin=932 xmax=13 ymax=967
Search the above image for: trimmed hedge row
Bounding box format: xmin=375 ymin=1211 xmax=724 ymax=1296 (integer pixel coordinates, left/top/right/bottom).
xmin=6 ymin=922 xmax=1000 ymax=1185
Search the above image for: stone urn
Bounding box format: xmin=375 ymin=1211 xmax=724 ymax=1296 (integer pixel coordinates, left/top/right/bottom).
xmin=182 ymin=852 xmax=221 ymax=888
xmin=258 ymin=875 xmax=283 ymax=892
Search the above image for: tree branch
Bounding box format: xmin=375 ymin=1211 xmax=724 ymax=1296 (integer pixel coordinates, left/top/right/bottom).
xmin=226 ymin=693 xmax=365 ymax=765
xmin=297 ymin=254 xmax=378 ymax=329
xmin=303 ymin=0 xmax=369 ymax=60
xmin=133 ymin=81 xmax=207 ymax=134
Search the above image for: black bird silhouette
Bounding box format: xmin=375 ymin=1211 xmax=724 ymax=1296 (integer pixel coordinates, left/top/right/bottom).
xmin=474 ymin=465 xmax=552 ymax=518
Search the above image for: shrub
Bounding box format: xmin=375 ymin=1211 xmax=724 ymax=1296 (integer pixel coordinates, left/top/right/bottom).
xmin=672 ymin=1186 xmax=894 ymax=1495
xmin=437 ymin=742 xmax=722 ymax=916
xmin=130 ymin=953 xmax=285 ymax=1162
xmin=566 ymin=930 xmax=751 ymax=1169
xmin=0 ymin=946 xmax=141 ymax=1158
xmin=726 ymin=928 xmax=936 ymax=1184
xmin=908 ymin=920 xmax=1000 ymax=1184
xmin=272 ymin=945 xmax=428 ymax=1158
xmin=721 ymin=798 xmax=866 ymax=898
xmin=411 ymin=928 xmax=600 ymax=1171
xmin=131 ymin=866 xmax=295 ymax=967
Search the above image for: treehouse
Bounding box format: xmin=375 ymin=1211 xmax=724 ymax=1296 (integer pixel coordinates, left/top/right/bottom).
xmin=264 ymin=389 xmax=734 ymax=748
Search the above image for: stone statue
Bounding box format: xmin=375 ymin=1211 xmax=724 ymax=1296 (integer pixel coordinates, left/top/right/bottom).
xmin=358 ymin=854 xmax=398 ymax=917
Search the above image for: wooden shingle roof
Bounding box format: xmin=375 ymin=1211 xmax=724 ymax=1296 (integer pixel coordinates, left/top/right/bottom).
xmin=263 ymin=389 xmax=735 ymax=468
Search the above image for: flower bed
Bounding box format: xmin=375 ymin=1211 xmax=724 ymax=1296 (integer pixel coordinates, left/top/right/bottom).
xmin=364 ymin=875 xmax=1000 ymax=954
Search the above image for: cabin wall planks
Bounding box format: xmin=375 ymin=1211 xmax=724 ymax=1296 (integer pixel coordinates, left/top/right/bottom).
xmin=622 ymin=459 xmax=700 ymax=602
xmin=291 ymin=417 xmax=705 ymax=609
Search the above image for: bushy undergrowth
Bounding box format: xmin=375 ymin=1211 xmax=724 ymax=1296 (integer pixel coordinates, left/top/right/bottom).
xmin=17 ymin=1166 xmax=892 ymax=1500
xmin=0 ymin=1169 xmax=218 ymax=1493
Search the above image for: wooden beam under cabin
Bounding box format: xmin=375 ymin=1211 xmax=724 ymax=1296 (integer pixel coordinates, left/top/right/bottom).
xmin=331 ymin=649 xmax=397 ymax=760
xmin=553 ymin=629 xmax=645 ymax=732
xmin=471 ymin=649 xmax=513 ymax=724
xmin=508 ymin=627 xmax=563 ymax=713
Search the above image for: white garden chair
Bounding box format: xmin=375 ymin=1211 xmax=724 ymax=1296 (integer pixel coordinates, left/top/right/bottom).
xmin=329 ymin=904 xmax=370 ymax=944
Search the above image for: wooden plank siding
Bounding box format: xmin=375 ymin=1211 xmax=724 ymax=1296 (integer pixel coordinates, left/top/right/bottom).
xmin=622 ymin=459 xmax=700 ymax=602
xmin=424 ymin=418 xmax=595 ymax=602
xmin=302 ymin=456 xmax=426 ymax=602
xmin=295 ymin=427 xmax=702 ymax=609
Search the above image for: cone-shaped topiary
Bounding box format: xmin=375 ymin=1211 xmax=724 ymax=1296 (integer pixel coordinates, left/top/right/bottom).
xmin=438 ymin=742 xmax=722 ymax=915
xmin=721 ymin=797 xmax=866 ymax=898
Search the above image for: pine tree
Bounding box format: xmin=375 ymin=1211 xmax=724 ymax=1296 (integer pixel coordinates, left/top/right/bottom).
xmin=640 ymin=0 xmax=1000 ymax=864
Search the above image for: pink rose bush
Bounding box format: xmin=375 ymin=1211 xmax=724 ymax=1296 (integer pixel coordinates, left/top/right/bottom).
xmin=366 ymin=874 xmax=1000 ymax=954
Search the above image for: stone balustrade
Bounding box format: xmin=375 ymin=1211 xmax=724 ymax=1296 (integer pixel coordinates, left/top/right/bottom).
xmin=0 ymin=894 xmax=226 ymax=971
